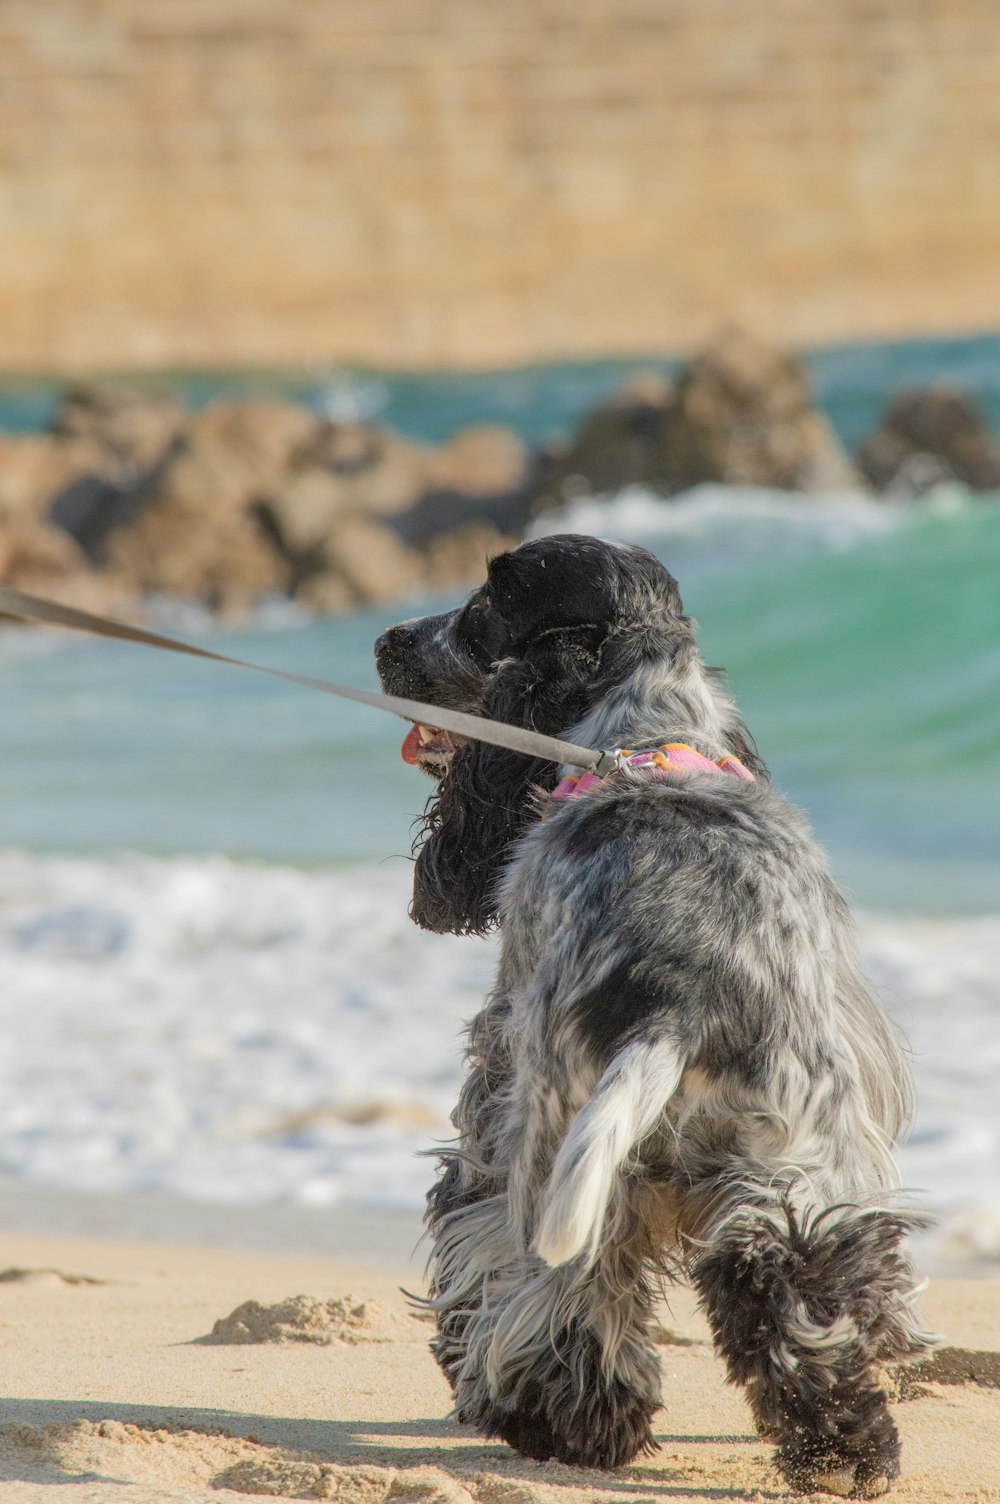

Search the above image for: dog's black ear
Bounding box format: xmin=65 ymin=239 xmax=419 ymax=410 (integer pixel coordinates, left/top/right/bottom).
xmin=486 ymin=536 xmax=617 ymax=647
xmin=411 ymin=634 xmax=602 ymax=937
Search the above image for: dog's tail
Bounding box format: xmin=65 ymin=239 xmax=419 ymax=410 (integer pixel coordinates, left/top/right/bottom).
xmin=533 ymin=1034 xmax=684 ymax=1270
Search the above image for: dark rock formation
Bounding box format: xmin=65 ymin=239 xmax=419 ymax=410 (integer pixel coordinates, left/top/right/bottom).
xmin=259 ymin=419 xmax=531 ymax=605
xmin=390 ymin=424 xmax=540 ymax=547
xmin=8 ymin=333 xmax=995 ymax=626
xmin=18 ymin=393 xmax=535 ymax=617
xmin=52 ymin=381 xmax=185 ymax=473
xmin=858 ymin=387 xmax=1000 ymax=495
xmin=542 ymin=329 xmax=858 ymax=503
xmin=0 ymin=430 xmax=116 ymax=608
xmin=46 ymin=382 xmax=188 ymax=565
xmin=661 ymin=327 xmax=858 ymax=493
xmin=543 ymin=373 xmax=675 ymax=499
xmin=96 ymin=400 xmax=315 ymax=614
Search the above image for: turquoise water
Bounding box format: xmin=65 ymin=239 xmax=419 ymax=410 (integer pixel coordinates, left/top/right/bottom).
xmin=5 ymin=329 xmax=1000 ymax=451
xmin=690 ymin=498 xmax=1000 ymax=914
xmin=1 ymin=489 xmax=997 ymax=915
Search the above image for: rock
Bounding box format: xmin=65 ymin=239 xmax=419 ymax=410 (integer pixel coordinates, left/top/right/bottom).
xmin=40 ymin=385 xmax=188 ymax=562
xmin=49 ymin=471 xmax=155 ymax=561
xmin=4 ymin=395 xmax=530 ymax=619
xmin=4 ymin=353 xmax=866 ymax=623
xmin=0 ymin=512 xmax=92 ymax=591
xmin=429 ymin=423 xmax=531 ymax=495
xmin=542 ymin=371 xmax=675 ymax=499
xmin=289 ymin=420 xmax=435 ymax=517
xmin=660 ymin=326 xmax=858 ymax=493
xmin=0 ymin=507 xmax=133 ymax=618
xmin=0 ymin=431 xmax=123 ymax=609
xmin=390 ymin=487 xmax=529 ymax=549
xmin=393 ymin=425 xmax=540 ymax=547
xmin=290 ymin=568 xmax=356 ymax=616
xmin=858 ymin=386 xmax=1000 ymax=494
xmin=257 ymin=420 xmax=433 ymax=603
xmin=262 ymin=420 xmax=532 ymax=605
xmin=296 ymin=516 xmax=423 ymax=612
xmin=542 ymin=332 xmax=858 ymax=500
xmin=96 ymin=399 xmax=319 ymax=614
xmin=0 ymin=432 xmax=99 ymax=524
xmin=255 ymin=469 xmax=352 ymax=576
xmin=102 ymin=499 xmax=286 ymax=617
xmin=162 ymin=399 xmax=321 ymax=511
xmin=51 ymin=381 xmax=185 ymax=474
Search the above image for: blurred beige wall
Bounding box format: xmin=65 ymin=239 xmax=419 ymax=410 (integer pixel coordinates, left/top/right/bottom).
xmin=2 ymin=0 xmax=999 ymax=372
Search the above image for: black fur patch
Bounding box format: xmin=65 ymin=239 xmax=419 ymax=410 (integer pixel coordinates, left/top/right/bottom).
xmin=572 ymin=958 xmax=683 ymax=1064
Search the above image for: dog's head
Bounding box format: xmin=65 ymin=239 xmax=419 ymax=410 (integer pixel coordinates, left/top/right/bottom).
xmin=374 ymin=533 xmax=694 ymax=936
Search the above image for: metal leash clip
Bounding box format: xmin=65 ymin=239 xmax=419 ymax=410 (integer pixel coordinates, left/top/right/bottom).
xmin=591 ymin=749 xmax=623 ymax=777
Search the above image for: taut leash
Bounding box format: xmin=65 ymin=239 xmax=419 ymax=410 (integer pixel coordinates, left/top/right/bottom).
xmin=0 ymin=584 xmax=619 ymax=776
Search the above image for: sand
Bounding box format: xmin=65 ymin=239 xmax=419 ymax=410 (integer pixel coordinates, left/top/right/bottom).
xmin=0 ymin=1230 xmax=998 ymax=1504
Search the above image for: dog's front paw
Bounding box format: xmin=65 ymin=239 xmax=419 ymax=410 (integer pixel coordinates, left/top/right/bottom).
xmin=527 ymin=1378 xmax=656 ymax=1469
xmin=550 ymin=1380 xmax=656 ymax=1470
xmin=776 ymin=1418 xmax=901 ymax=1499
xmin=490 ymin=1404 xmax=562 ymax=1463
xmin=463 ymin=1378 xmax=656 ymax=1470
xmin=457 ymin=1384 xmax=561 ymax=1463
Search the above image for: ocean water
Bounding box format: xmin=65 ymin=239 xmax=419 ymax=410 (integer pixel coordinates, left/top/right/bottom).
xmin=1 ymin=338 xmax=999 ymax=1267
xmin=5 ymin=327 xmax=1000 ymax=450
xmin=2 ymin=485 xmax=997 ymax=912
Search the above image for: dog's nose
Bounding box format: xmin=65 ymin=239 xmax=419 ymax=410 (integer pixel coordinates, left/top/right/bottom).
xmin=374 ymin=623 xmax=416 ymax=675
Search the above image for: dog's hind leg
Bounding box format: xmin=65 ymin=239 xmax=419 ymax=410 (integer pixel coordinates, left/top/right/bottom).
xmin=451 ymin=1037 xmax=685 ymax=1468
xmin=688 ymin=1171 xmax=934 ymax=1499
xmin=423 ymin=991 xmax=517 ymax=1397
xmin=428 ymin=1036 xmax=670 ymax=1468
xmin=455 ymin=1202 xmax=664 ymax=1469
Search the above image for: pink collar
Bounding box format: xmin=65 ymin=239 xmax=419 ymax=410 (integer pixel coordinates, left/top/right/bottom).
xmin=551 ymin=742 xmax=755 ymax=802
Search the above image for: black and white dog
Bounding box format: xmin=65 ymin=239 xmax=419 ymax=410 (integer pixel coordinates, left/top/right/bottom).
xmin=375 ymin=534 xmax=932 ymax=1499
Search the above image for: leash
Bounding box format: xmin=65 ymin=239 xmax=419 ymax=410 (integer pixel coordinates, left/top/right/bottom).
xmin=0 ymin=584 xmax=619 ymax=777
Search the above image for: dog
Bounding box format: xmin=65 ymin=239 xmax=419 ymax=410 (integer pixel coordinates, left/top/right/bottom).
xmin=375 ymin=533 xmax=932 ymax=1499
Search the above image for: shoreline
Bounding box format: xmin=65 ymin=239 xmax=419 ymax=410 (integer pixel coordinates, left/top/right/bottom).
xmin=1 ymin=1176 xmax=998 ymax=1294
xmin=0 ymin=1176 xmax=425 ymax=1273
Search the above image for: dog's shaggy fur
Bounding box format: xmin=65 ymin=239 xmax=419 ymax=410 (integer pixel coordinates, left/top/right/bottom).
xmin=375 ymin=534 xmax=933 ymax=1499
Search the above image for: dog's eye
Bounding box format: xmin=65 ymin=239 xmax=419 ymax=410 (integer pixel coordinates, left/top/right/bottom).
xmin=455 ymin=598 xmax=509 ymax=670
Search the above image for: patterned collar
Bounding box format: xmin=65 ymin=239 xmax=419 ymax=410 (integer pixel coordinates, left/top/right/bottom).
xmin=551 ymin=742 xmax=755 ymax=802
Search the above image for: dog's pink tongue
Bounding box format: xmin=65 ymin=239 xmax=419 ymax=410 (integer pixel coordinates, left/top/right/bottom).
xmin=401 ymin=724 xmax=423 ymax=765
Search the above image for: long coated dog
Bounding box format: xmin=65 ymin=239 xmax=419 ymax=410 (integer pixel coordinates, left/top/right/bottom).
xmin=375 ymin=534 xmax=932 ymax=1500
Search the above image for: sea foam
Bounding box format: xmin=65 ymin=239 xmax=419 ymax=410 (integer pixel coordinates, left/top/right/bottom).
xmin=0 ymin=851 xmax=996 ymax=1268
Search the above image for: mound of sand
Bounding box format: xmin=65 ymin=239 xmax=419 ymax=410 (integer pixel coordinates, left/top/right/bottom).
xmin=204 ymin=1294 xmax=424 ymax=1346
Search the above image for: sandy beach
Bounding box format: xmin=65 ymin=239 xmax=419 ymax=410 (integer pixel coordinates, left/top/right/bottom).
xmin=0 ymin=1223 xmax=997 ymax=1504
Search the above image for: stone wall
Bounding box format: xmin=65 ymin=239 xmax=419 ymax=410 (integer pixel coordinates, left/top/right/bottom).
xmin=2 ymin=0 xmax=999 ymax=371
